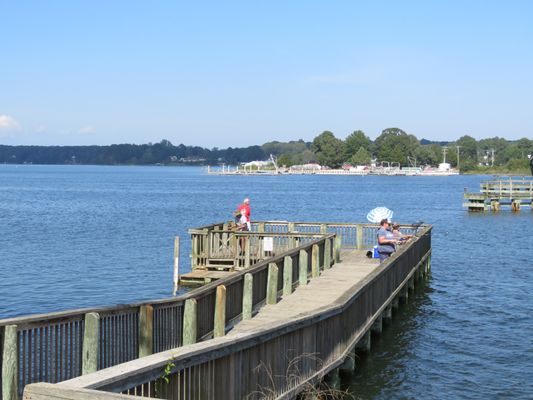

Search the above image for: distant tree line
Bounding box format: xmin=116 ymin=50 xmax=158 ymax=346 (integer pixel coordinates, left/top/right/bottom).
xmin=0 ymin=139 xmax=265 ymax=166
xmin=1 ymin=129 xmax=532 ymax=173
xmin=275 ymin=128 xmax=533 ymax=174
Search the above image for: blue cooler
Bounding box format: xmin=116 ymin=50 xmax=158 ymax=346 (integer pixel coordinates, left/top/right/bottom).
xmin=372 ymin=245 xmax=379 ymax=258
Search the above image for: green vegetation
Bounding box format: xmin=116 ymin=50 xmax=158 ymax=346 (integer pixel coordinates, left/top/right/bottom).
xmin=1 ymin=129 xmax=532 ymax=174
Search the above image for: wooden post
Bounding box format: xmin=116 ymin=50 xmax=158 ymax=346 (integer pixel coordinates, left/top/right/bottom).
xmin=355 ymin=331 xmax=371 ymax=353
xmin=82 ymin=312 xmax=99 ymax=374
xmin=399 ymin=285 xmax=409 ymax=303
xmin=183 ymin=299 xmax=197 ymax=345
xmin=320 ymin=223 xmax=327 ymax=234
xmin=283 ymin=256 xmax=293 ymax=296
xmin=242 ymin=273 xmax=253 ymax=320
xmin=299 ymin=249 xmax=308 ymax=286
xmin=408 ymin=276 xmax=415 ymax=292
xmin=311 ymin=244 xmax=320 ymax=278
xmin=324 ymin=238 xmax=332 ymax=269
xmin=356 ymin=225 xmax=364 ymax=250
xmin=266 ymin=263 xmax=279 ymax=305
xmin=2 ymin=325 xmax=18 ymax=400
xmin=173 ymin=236 xmax=180 ymax=295
xmin=334 ymin=235 xmax=342 ymax=262
xmin=258 ymin=222 xmax=265 ymax=233
xmin=214 ymin=285 xmax=227 ymax=338
xmin=191 ymin=235 xmax=198 ymax=268
xmin=222 ymin=222 xmax=228 ymax=244
xmin=371 ymin=315 xmax=383 ymax=335
xmin=139 ymin=305 xmax=153 ymax=358
xmin=287 ymin=222 xmax=295 ymax=232
xmin=512 ymin=199 xmax=521 ymax=211
xmin=339 ymin=347 xmax=355 ymax=374
xmin=392 ymin=296 xmax=399 ymax=310
xmin=244 ymin=237 xmax=251 ymax=268
xmin=383 ymin=305 xmax=392 ymax=325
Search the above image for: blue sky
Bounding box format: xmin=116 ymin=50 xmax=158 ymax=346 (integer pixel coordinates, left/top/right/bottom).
xmin=1 ymin=1 xmax=532 ymax=147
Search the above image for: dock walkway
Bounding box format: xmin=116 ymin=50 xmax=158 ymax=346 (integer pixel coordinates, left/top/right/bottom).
xmin=230 ymin=250 xmax=376 ymax=336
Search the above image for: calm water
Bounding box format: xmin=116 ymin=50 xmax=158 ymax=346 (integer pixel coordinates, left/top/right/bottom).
xmin=1 ymin=165 xmax=532 ymax=399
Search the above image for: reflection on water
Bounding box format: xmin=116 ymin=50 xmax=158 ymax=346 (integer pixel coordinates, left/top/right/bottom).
xmin=1 ymin=165 xmax=532 ymax=399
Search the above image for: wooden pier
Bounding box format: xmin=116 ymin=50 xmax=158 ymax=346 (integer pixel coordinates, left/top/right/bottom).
xmin=180 ymin=221 xmax=385 ymax=286
xmin=463 ymin=176 xmax=533 ymax=211
xmin=1 ymin=221 xmax=431 ymax=400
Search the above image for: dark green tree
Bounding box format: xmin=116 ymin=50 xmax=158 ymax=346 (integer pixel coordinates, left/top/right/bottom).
xmin=350 ymin=146 xmax=371 ymax=165
xmin=344 ymin=130 xmax=371 ymax=159
xmin=456 ymin=135 xmax=478 ymax=171
xmin=374 ymin=128 xmax=420 ymax=165
xmin=311 ymin=131 xmax=345 ymax=168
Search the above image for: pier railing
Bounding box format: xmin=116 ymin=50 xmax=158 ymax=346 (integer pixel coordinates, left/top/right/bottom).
xmin=480 ymin=177 xmax=533 ymax=198
xmin=26 ymin=224 xmax=432 ymax=400
xmin=1 ymin=230 xmax=338 ymax=399
xmin=189 ymin=221 xmax=418 ymax=268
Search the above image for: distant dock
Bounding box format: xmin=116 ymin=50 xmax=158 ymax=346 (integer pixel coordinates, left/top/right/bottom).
xmin=463 ymin=176 xmax=533 ymax=211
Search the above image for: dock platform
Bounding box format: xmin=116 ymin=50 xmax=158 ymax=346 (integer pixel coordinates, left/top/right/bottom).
xmin=464 ymin=176 xmax=533 ymax=211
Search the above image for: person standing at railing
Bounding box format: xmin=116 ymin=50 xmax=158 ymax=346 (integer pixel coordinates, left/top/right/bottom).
xmin=238 ymin=198 xmax=251 ymax=231
xmin=377 ymin=218 xmax=397 ymax=262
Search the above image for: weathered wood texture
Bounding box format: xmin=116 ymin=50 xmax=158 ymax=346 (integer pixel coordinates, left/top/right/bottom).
xmin=4 ymin=221 xmax=424 ymax=399
xmin=32 ymin=226 xmax=431 ymax=400
xmin=23 ymin=382 xmax=148 ymax=399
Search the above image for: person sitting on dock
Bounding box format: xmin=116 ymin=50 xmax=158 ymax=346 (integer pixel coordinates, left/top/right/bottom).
xmin=392 ymin=223 xmax=413 ymax=243
xmin=377 ymin=218 xmax=397 ymax=262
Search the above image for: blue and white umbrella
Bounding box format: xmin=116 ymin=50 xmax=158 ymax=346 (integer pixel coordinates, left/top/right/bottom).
xmin=366 ymin=207 xmax=393 ymax=223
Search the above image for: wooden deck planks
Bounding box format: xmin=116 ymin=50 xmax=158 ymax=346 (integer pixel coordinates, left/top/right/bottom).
xmin=228 ymin=250 xmax=379 ymax=336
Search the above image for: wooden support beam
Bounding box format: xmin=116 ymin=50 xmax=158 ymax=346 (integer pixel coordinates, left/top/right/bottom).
xmin=320 ymin=223 xmax=327 ymax=234
xmin=356 ymin=225 xmax=364 ymax=250
xmin=399 ymin=285 xmax=409 ymax=303
xmin=392 ymin=296 xmax=399 ymax=310
xmin=182 ymin=299 xmax=197 ymax=345
xmin=371 ymin=315 xmax=383 ymax=335
xmin=311 ymin=244 xmax=320 ymax=278
xmin=139 ymin=305 xmax=153 ymax=358
xmin=299 ymin=249 xmax=308 ymax=286
xmin=214 ymin=285 xmax=227 ymax=338
xmin=173 ymin=236 xmax=180 ymax=295
xmin=82 ymin=312 xmax=99 ymax=375
xmin=244 ymin=237 xmax=251 ymax=268
xmin=257 ymin=222 xmax=265 ymax=233
xmin=242 ymin=273 xmax=253 ymax=320
xmin=355 ymin=331 xmax=371 ymax=353
xmin=266 ymin=263 xmax=279 ymax=305
xmin=334 ymin=236 xmax=342 ymax=262
xmin=283 ymin=256 xmax=293 ymax=296
xmin=383 ymin=305 xmax=392 ymax=324
xmin=324 ymin=238 xmax=332 ymax=269
xmin=2 ymin=325 xmax=18 ymax=400
xmin=339 ymin=347 xmax=355 ymax=374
